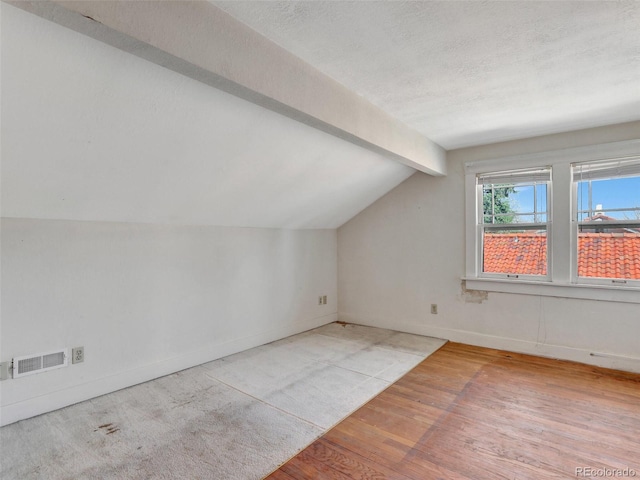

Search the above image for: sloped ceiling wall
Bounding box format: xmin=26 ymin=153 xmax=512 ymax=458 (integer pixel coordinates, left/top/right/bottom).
xmin=1 ymin=3 xmax=415 ymax=229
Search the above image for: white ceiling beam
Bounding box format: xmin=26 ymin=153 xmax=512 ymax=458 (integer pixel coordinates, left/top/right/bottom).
xmin=9 ymin=0 xmax=446 ymax=176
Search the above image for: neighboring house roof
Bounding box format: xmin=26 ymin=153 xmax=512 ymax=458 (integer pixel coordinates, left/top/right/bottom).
xmin=583 ymin=213 xmax=619 ymax=222
xmin=579 ymin=233 xmax=640 ymax=279
xmin=483 ymin=233 xmax=547 ymax=275
xmin=582 ymin=212 xmax=640 ymax=234
xmin=483 ymin=233 xmax=640 ymax=279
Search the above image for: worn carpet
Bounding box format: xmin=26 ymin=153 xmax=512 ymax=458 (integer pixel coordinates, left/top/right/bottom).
xmin=0 ymin=323 xmax=445 ymax=479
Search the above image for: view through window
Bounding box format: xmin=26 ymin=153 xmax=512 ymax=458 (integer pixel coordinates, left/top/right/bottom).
xmin=573 ymin=159 xmax=640 ymax=282
xmin=478 ymin=168 xmax=551 ymax=278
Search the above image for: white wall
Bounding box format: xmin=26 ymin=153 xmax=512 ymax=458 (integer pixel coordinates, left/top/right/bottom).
xmin=0 ymin=4 xmax=380 ymax=426
xmin=338 ymin=122 xmax=640 ymax=373
xmin=1 ymin=219 xmax=337 ymax=425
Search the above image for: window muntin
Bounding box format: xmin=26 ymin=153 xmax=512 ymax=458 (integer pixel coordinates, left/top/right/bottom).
xmin=477 ymin=168 xmax=551 ymax=279
xmin=572 ymin=158 xmax=640 ymax=285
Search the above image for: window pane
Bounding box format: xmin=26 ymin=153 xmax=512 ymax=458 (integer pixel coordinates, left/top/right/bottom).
xmin=575 ymin=173 xmax=640 ymax=281
xmin=508 ymin=213 xmax=548 ymax=224
xmin=483 ymin=185 xmax=516 ymax=223
xmin=576 ymin=176 xmax=640 ymax=222
xmin=482 ymin=182 xmax=547 ymax=224
xmin=514 ymin=185 xmax=534 ymax=212
xmin=483 ymin=230 xmax=547 ymax=275
xmin=577 ymin=227 xmax=640 ymax=280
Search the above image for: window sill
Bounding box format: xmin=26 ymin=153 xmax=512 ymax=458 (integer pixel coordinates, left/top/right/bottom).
xmin=462 ymin=277 xmax=640 ymax=304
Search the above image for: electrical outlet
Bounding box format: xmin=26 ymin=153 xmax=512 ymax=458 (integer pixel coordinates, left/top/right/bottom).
xmin=323 ymin=295 xmax=327 ymax=305
xmin=318 ymin=296 xmax=323 ymax=305
xmin=430 ymin=304 xmax=438 ymax=314
xmin=72 ymin=347 xmax=84 ymax=364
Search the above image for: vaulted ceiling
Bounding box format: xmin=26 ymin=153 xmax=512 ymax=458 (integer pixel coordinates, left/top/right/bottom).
xmin=3 ymin=1 xmax=639 ymax=229
xmin=2 ymin=3 xmax=414 ymax=229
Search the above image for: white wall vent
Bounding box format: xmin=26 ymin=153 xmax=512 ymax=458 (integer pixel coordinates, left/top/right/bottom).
xmin=13 ymin=349 xmax=68 ymax=379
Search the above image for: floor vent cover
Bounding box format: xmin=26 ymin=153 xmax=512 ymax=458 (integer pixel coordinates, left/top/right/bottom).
xmin=13 ymin=349 xmax=68 ymax=378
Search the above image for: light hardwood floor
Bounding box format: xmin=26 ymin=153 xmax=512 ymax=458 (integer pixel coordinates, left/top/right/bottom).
xmin=267 ymin=342 xmax=640 ymax=479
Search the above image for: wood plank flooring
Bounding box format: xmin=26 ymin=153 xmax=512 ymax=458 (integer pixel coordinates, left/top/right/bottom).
xmin=266 ymin=343 xmax=640 ymax=479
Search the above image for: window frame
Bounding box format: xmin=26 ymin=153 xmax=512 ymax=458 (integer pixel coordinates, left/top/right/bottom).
xmin=570 ymin=158 xmax=640 ymax=288
xmin=476 ymin=167 xmax=552 ymax=281
xmin=464 ymin=139 xmax=640 ymax=304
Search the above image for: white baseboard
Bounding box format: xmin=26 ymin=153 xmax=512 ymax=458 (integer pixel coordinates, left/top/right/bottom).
xmin=0 ymin=313 xmax=337 ymax=427
xmin=339 ymin=313 xmax=640 ymax=374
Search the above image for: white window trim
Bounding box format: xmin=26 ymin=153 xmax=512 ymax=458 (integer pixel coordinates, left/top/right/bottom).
xmin=464 ymin=139 xmax=640 ymax=304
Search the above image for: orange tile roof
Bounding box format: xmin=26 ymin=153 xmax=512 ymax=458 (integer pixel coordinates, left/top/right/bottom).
xmin=483 ymin=233 xmax=640 ymax=279
xmin=483 ymin=233 xmax=547 ymax=275
xmin=578 ymin=233 xmax=640 ymax=279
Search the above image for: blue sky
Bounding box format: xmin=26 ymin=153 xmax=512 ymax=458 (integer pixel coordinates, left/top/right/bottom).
xmin=577 ymin=177 xmax=640 ymax=218
xmin=513 ymin=177 xmax=640 ymax=221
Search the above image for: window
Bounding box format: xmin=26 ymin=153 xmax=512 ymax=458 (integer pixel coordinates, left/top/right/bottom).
xmin=572 ymin=158 xmax=640 ymax=286
xmin=464 ymin=140 xmax=640 ymax=303
xmin=477 ymin=168 xmax=551 ymax=279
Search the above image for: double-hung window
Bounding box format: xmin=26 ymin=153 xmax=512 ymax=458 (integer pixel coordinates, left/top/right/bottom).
xmin=572 ymin=158 xmax=640 ymax=287
xmin=477 ymin=168 xmax=551 ymax=280
xmin=465 ymin=140 xmax=640 ymax=303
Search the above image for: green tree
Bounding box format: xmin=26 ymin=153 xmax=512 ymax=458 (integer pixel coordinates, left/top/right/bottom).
xmin=483 ymin=185 xmax=516 ymax=224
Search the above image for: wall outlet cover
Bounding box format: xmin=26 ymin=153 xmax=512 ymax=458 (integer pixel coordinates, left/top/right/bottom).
xmin=72 ymin=347 xmax=84 ymax=364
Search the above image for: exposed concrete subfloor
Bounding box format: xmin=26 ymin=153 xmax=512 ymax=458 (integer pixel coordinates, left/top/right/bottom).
xmin=0 ymin=323 xmax=445 ymax=479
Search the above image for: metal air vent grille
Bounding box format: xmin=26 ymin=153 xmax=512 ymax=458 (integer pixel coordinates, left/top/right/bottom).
xmin=13 ymin=349 xmax=68 ymax=378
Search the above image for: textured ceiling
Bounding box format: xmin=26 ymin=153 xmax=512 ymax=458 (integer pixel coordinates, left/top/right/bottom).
xmin=213 ymin=1 xmax=640 ymax=149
